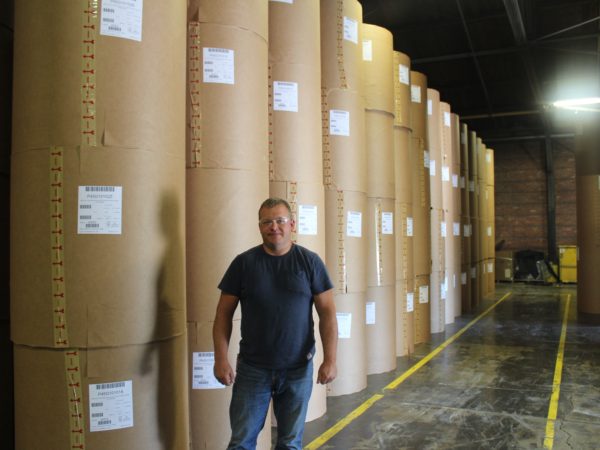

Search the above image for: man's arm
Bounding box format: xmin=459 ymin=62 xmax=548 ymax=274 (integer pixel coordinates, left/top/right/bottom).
xmin=212 ymin=292 xmax=239 ymax=386
xmin=313 ymin=288 xmax=338 ymax=384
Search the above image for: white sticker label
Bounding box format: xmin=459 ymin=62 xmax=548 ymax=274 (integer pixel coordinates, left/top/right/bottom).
xmin=441 ymin=221 xmax=447 ymax=238
xmin=203 ymin=48 xmax=235 ymax=85
xmin=100 ymin=0 xmax=143 ymax=42
xmin=89 ymin=380 xmax=133 ymax=432
xmin=471 ymin=267 xmax=477 ymax=279
xmin=486 ymin=153 xmax=492 ymax=163
xmin=442 ymin=166 xmax=450 ymax=182
xmin=411 ymin=85 xmax=421 ymax=103
xmin=419 ymin=285 xmax=429 ymax=304
xmin=337 ymin=312 xmax=352 ymax=338
xmin=406 ymin=292 xmax=414 ymax=312
xmin=270 ymin=0 xmax=293 ymax=3
xmin=366 ymin=302 xmax=376 ymax=325
xmin=461 ymin=131 xmax=467 ymax=145
xmin=406 ymin=217 xmax=414 ymax=237
xmin=78 ymin=186 xmax=122 ymax=235
xmin=382 ymin=212 xmax=394 ymax=235
xmin=362 ymin=40 xmax=373 ymax=61
xmin=463 ymin=224 xmax=470 ymax=237
xmin=460 ymin=176 xmax=466 ymax=189
xmin=427 ymin=99 xmax=433 ymax=116
xmin=441 ymin=278 xmax=447 ymax=300
xmin=453 ymin=222 xmax=461 ymax=236
xmin=505 ymin=268 xmax=511 ymax=278
xmin=424 ymin=151 xmax=430 ymax=169
xmin=487 ymin=225 xmax=492 ymax=237
xmin=453 ymin=274 xmax=457 ymax=289
xmin=452 ymin=174 xmax=459 ymax=188
xmin=399 ymin=64 xmax=410 ymax=85
xmin=444 ymin=111 xmax=451 ymax=127
xmin=347 ymin=211 xmax=362 ymax=237
xmin=192 ymin=352 xmax=225 ymax=390
xmin=488 ymin=262 xmax=494 ymax=272
xmin=298 ymin=204 xmax=318 ymax=235
xmin=461 ymin=272 xmax=467 ymax=285
xmin=469 ymin=180 xmax=475 ymax=192
xmin=330 ymin=109 xmax=350 ymax=136
xmin=343 ymin=17 xmax=358 ymax=43
xmin=430 ymin=159 xmax=436 ymax=177
xmin=273 ymin=81 xmax=298 ymax=112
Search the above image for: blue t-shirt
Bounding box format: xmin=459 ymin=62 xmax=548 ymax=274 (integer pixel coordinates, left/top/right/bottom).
xmin=218 ymin=244 xmax=333 ymax=370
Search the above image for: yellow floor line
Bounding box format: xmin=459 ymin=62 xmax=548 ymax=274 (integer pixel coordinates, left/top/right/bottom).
xmin=304 ymin=291 xmax=513 ymax=450
xmin=543 ymin=294 xmax=571 ymax=449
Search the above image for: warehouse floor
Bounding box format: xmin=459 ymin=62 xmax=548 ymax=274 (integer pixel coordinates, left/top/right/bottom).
xmin=288 ymin=283 xmax=600 ymax=449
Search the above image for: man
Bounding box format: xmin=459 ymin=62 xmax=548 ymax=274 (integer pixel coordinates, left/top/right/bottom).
xmin=213 ymin=197 xmax=338 ymax=450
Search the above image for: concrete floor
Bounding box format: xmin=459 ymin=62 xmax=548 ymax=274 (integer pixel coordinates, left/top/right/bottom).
xmin=293 ymin=283 xmax=600 ymax=449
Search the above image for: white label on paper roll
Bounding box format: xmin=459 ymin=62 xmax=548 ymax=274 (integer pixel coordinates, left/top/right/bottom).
xmin=419 ymin=285 xmax=429 ymax=304
xmin=453 ymin=222 xmax=461 ymax=236
xmin=424 ymin=150 xmax=430 ymax=168
xmin=469 ymin=180 xmax=475 ymax=192
xmin=411 ymin=85 xmax=421 ymax=103
xmin=366 ymin=302 xmax=376 ymax=325
xmin=441 ymin=221 xmax=447 ymax=238
xmin=343 ymin=17 xmax=358 ymax=43
xmin=399 ymin=64 xmax=410 ymax=85
xmin=471 ymin=267 xmax=477 ymax=279
xmin=406 ymin=292 xmax=414 ymax=312
xmin=298 ymin=204 xmax=317 ymax=235
xmin=362 ymin=40 xmax=373 ymax=61
xmin=444 ymin=111 xmax=451 ymax=127
xmin=427 ymin=99 xmax=433 ymax=116
xmin=192 ymin=352 xmax=224 ymax=390
xmin=382 ymin=212 xmax=394 ymax=235
xmin=406 ymin=217 xmax=414 ymax=236
xmin=78 ymin=186 xmax=122 ymax=235
xmin=488 ymin=262 xmax=494 ymax=272
xmin=505 ymin=268 xmax=511 ymax=278
xmin=442 ymin=166 xmax=450 ymax=182
xmin=270 ymin=0 xmax=293 ymax=3
xmin=100 ymin=0 xmax=143 ymax=42
xmin=460 ymin=176 xmax=466 ymax=189
xmin=273 ymin=81 xmax=298 ymax=112
xmin=337 ymin=312 xmax=352 ymax=338
xmin=452 ymin=174 xmax=459 ymax=187
xmin=203 ymin=48 xmax=235 ymax=84
xmin=463 ymin=224 xmax=470 ymax=237
xmin=89 ymin=380 xmax=133 ymax=432
xmin=453 ymin=274 xmax=457 ymax=289
xmin=486 ymin=153 xmax=492 ymax=163
xmin=430 ymin=159 xmax=436 ymax=176
xmin=330 ymin=109 xmax=350 ymax=136
xmin=461 ymin=131 xmax=467 ymax=145
xmin=487 ymin=225 xmax=492 ymax=236
xmin=441 ymin=278 xmax=447 ymax=300
xmin=461 ymin=272 xmax=467 ymax=285
xmin=347 ymin=211 xmax=362 ymax=237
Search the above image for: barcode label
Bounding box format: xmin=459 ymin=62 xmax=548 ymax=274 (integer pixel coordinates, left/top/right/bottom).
xmin=78 ymin=186 xmax=122 ymax=235
xmin=96 ymin=382 xmax=125 ymax=390
xmin=89 ymin=380 xmax=133 ymax=432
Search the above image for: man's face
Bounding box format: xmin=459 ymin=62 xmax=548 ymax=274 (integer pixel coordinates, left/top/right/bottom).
xmin=258 ymin=204 xmax=295 ymax=253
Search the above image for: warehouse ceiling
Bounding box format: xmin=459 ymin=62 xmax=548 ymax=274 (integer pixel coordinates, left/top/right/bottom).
xmin=358 ymin=0 xmax=600 ymax=142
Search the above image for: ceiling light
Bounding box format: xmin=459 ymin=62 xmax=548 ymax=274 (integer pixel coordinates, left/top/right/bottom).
xmin=553 ymin=97 xmax=600 ymax=111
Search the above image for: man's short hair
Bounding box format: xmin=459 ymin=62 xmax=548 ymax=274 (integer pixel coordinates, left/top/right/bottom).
xmin=258 ymin=197 xmax=292 ymax=218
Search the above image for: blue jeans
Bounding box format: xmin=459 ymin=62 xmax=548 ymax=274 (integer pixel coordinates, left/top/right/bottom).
xmin=227 ymin=358 xmax=314 ymax=450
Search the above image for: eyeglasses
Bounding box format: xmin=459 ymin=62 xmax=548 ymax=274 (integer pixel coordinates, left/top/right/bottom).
xmin=259 ymin=216 xmax=291 ymax=227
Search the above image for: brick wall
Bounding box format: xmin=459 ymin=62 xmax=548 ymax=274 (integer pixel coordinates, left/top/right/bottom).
xmin=494 ymin=138 xmax=576 ymax=254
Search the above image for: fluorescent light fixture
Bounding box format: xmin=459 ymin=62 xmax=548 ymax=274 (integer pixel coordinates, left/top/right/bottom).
xmin=553 ymin=97 xmax=600 ymax=112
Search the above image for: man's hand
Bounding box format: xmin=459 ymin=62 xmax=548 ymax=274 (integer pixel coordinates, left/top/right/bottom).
xmin=214 ymin=359 xmax=236 ymax=386
xmin=317 ymin=360 xmax=337 ymax=384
